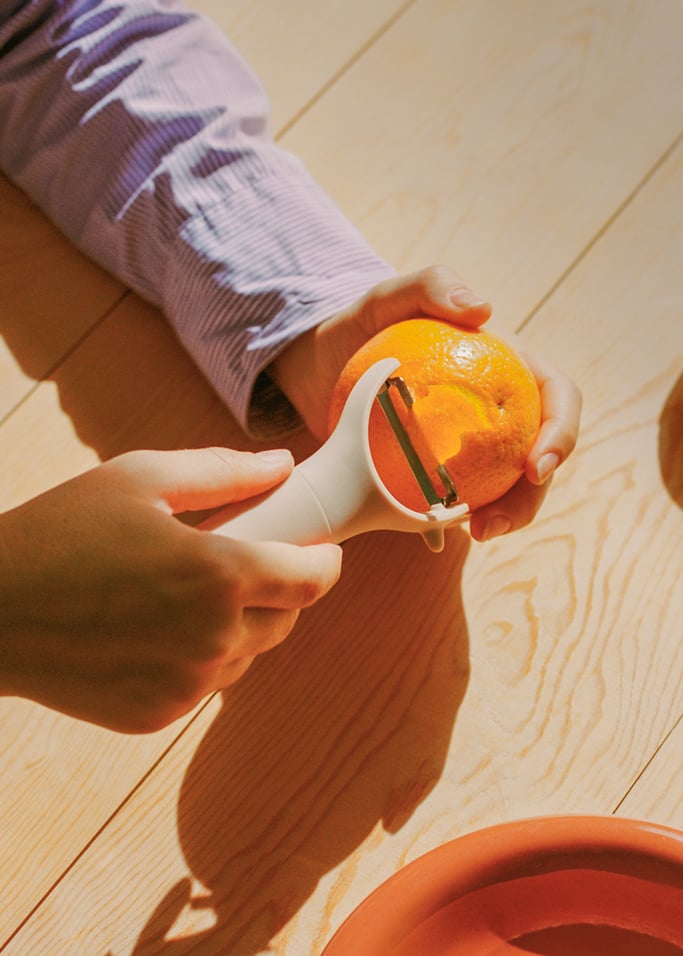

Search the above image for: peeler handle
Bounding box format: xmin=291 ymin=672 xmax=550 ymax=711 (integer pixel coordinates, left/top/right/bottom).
xmin=200 ymin=359 xmax=469 ymax=551
xmin=200 ymin=359 xmax=403 ymax=548
xmin=201 ymin=466 xmax=334 ymax=546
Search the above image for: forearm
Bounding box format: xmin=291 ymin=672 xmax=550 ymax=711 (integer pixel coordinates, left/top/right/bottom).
xmin=0 ymin=0 xmax=393 ymax=434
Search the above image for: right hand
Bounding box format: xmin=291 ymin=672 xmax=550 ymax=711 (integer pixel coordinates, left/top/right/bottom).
xmin=0 ymin=448 xmax=341 ymax=733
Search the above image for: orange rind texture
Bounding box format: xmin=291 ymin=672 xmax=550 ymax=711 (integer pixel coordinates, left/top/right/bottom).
xmin=328 ymin=319 xmax=541 ymax=512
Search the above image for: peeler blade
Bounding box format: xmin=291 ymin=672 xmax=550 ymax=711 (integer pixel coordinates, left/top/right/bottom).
xmin=376 ymin=377 xmax=459 ymax=510
xmin=207 ymin=358 xmax=468 ymax=551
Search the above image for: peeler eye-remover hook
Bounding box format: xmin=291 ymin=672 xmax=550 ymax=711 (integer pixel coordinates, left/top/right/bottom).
xmin=204 ymin=358 xmax=470 ymax=552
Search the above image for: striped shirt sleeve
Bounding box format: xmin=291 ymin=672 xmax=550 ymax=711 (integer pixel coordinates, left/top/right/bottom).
xmin=0 ymin=0 xmax=395 ymax=436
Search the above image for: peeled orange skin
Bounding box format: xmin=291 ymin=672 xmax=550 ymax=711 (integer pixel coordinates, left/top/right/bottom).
xmin=328 ymin=319 xmax=542 ymax=514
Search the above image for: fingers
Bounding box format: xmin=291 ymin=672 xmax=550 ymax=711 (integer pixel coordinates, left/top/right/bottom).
xmin=469 ymin=348 xmax=581 ymax=541
xmin=359 ymin=265 xmax=492 ymax=335
xmin=110 ymin=447 xmax=295 ymax=514
xmin=224 ymin=539 xmax=343 ymax=612
xmin=519 ymin=349 xmax=582 ymax=486
xmin=469 ymin=475 xmax=550 ymax=542
xmin=208 ymin=539 xmax=342 ymax=675
xmin=233 ymin=606 xmax=301 ymax=661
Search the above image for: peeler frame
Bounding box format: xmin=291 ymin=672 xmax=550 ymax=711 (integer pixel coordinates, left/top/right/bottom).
xmin=203 ymin=358 xmax=470 ymax=552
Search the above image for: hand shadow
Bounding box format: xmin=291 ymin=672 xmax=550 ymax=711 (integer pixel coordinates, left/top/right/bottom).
xmin=130 ymin=527 xmax=471 ymax=955
xmin=659 ymin=371 xmax=683 ymax=510
xmin=2 ymin=177 xmax=471 ymax=955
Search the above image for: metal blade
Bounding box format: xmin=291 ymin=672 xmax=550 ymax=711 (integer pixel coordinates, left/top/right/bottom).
xmin=376 ymin=378 xmax=459 ymax=509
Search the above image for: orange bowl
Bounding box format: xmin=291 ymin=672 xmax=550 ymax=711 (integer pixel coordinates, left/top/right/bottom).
xmin=321 ymin=816 xmax=683 ymax=955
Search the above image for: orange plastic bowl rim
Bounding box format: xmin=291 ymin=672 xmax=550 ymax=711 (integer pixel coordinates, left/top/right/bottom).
xmin=321 ymin=815 xmax=683 ymax=955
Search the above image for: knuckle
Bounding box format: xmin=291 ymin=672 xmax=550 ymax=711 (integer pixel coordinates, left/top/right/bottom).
xmin=563 ymin=424 xmax=580 ymax=455
xmin=298 ymin=575 xmax=327 ymax=608
xmin=555 ymin=412 xmax=581 ymax=456
xmin=417 ymin=263 xmax=454 ymax=295
xmin=101 ymin=448 xmax=164 ymax=491
xmin=111 ymin=448 xmax=157 ymax=474
xmin=189 ymin=539 xmax=246 ymax=600
xmin=164 ymin=551 xmax=245 ymax=661
xmin=271 ymin=607 xmax=301 ymax=645
xmin=521 ymin=482 xmax=549 ymax=526
xmin=296 ymin=553 xmax=339 ymax=607
xmin=115 ymin=670 xmax=205 ymax=734
xmin=272 ymin=609 xmax=299 ymax=650
xmin=205 ymin=446 xmax=249 ymax=473
xmin=421 ymin=263 xmax=451 ymax=285
xmin=358 ymin=281 xmax=389 ymax=327
xmin=233 ymin=607 xmax=300 ymax=664
xmin=570 ymin=380 xmax=584 ymax=416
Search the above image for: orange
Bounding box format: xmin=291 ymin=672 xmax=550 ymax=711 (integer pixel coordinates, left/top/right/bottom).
xmin=328 ymin=319 xmax=541 ymax=512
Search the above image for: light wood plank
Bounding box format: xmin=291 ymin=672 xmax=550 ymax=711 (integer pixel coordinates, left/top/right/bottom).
xmin=4 ymin=134 xmax=681 ymax=956
xmin=282 ymin=0 xmax=683 ymax=332
xmin=615 ymin=718 xmax=683 ymax=828
xmin=0 ymin=699 xmax=211 ymax=945
xmin=453 ymin=137 xmax=683 ymax=822
xmin=186 ymin=0 xmax=410 ymax=133
xmin=0 ymin=294 xmax=262 ymax=514
xmin=2 ymin=0 xmax=682 ymax=952
xmin=0 ymin=174 xmax=124 ymax=423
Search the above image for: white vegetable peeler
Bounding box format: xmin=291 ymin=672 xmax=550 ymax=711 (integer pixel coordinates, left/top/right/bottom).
xmin=203 ymin=358 xmax=470 ymax=552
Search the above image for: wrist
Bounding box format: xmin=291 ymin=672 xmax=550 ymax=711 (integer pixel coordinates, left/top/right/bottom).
xmin=268 ymin=326 xmax=328 ymax=439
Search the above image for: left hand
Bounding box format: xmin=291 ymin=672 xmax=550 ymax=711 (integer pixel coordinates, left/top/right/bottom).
xmin=270 ymin=265 xmax=581 ymax=540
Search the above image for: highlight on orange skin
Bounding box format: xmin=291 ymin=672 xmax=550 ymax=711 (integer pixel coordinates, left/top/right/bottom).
xmin=328 ymin=319 xmax=541 ymax=513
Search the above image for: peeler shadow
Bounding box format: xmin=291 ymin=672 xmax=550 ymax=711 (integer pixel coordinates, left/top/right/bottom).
xmin=130 ymin=527 xmax=471 ymax=955
xmin=659 ymin=371 xmax=683 ymax=510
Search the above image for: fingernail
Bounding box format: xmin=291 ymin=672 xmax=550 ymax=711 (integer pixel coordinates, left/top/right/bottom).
xmin=537 ymin=452 xmax=559 ymax=483
xmin=481 ymin=515 xmax=511 ymax=540
xmin=450 ymin=287 xmax=489 ymax=309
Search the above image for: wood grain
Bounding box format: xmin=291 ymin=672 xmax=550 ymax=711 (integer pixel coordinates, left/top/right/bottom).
xmin=0 ymin=294 xmax=250 ymax=513
xmin=0 ymin=174 xmax=124 ymax=423
xmin=282 ymin=0 xmax=683 ymax=331
xmin=616 ymin=718 xmax=683 ymax=828
xmin=0 ymin=699 xmax=210 ymax=943
xmin=186 ymin=0 xmax=410 ymax=133
xmin=3 ymin=110 xmax=681 ymax=956
xmin=0 ymin=1 xmax=681 ymax=954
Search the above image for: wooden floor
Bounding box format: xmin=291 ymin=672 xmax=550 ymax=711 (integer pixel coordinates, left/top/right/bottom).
xmin=1 ymin=1 xmax=682 ymax=953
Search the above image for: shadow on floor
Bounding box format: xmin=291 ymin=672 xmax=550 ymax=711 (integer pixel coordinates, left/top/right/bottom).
xmin=659 ymin=371 xmax=683 ymax=510
xmin=130 ymin=528 xmax=471 ymax=955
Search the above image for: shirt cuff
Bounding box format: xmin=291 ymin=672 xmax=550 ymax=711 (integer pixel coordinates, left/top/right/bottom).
xmin=162 ymin=170 xmax=396 ymax=438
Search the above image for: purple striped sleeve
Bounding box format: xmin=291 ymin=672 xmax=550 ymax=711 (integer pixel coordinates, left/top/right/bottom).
xmin=0 ymin=0 xmax=394 ymax=436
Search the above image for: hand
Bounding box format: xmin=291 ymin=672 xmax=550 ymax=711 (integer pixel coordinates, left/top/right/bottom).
xmin=270 ymin=265 xmax=492 ymax=442
xmin=270 ymin=265 xmax=581 ymax=540
xmin=0 ymin=448 xmax=341 ymax=732
xmin=468 ymin=344 xmax=582 ymax=541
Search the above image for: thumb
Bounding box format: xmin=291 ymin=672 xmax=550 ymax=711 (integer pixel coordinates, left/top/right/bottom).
xmin=359 ymin=265 xmax=492 ymax=335
xmin=115 ymin=447 xmax=294 ymax=515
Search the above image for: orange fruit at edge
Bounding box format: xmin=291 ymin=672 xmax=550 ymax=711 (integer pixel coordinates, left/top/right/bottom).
xmin=328 ymin=319 xmax=542 ymax=513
